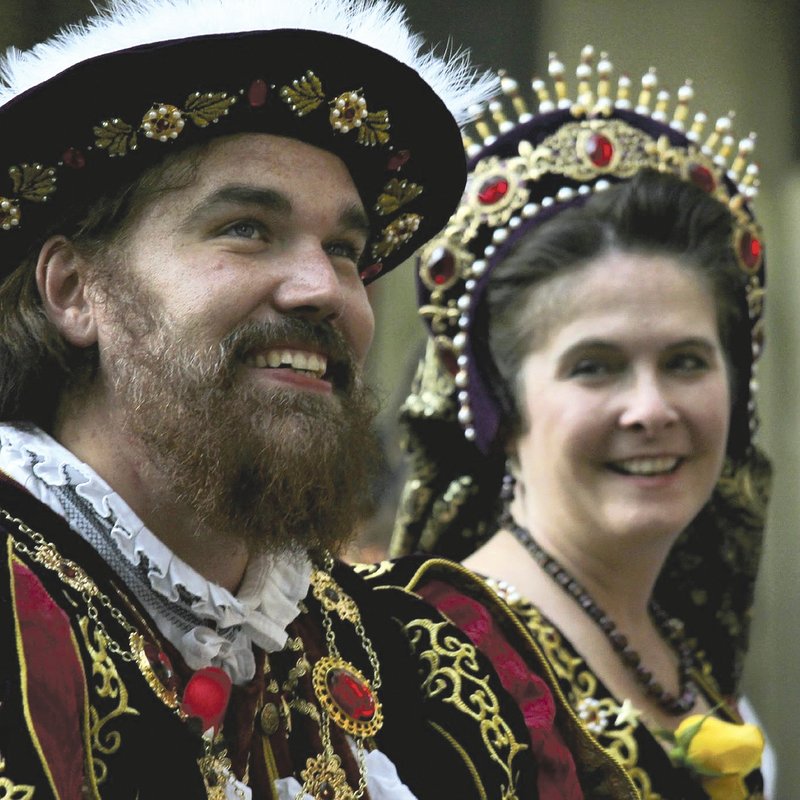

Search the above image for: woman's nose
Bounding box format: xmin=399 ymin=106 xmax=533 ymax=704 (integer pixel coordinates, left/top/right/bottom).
xmin=618 ymin=373 xmax=680 ymax=432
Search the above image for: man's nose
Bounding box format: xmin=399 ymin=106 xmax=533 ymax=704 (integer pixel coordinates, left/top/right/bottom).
xmin=271 ymin=246 xmax=346 ymax=324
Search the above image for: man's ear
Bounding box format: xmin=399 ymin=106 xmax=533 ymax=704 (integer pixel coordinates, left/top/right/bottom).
xmin=36 ymin=236 xmax=98 ymax=347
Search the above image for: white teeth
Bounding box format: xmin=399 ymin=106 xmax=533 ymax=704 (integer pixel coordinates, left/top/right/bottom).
xmin=614 ymin=457 xmax=679 ymax=475
xmin=247 ymin=348 xmax=328 ymax=378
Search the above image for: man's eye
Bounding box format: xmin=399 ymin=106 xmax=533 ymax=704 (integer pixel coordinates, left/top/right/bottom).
xmin=223 ymin=220 xmax=261 ymax=239
xmin=326 ymin=240 xmax=364 ymax=264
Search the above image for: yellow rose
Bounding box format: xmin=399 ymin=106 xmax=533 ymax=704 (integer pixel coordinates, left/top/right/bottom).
xmin=673 ymin=714 xmax=764 ymax=775
xmin=669 ymin=713 xmax=764 ymax=799
xmin=700 ymin=774 xmax=749 ymax=800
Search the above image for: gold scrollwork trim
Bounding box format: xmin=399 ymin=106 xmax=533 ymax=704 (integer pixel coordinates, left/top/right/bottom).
xmin=404 ymin=617 xmax=527 ymax=799
xmin=0 ymin=774 xmax=35 ymax=800
xmin=79 ymin=616 xmax=140 ymax=785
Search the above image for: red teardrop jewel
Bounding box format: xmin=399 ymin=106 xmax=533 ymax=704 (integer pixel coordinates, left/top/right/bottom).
xmin=688 ymin=163 xmax=716 ymax=193
xmin=247 ymin=79 xmax=269 ymax=108
xmin=359 ymin=262 xmax=383 ymax=281
xmin=478 ymin=176 xmax=509 ymax=205
xmin=585 ymin=133 xmax=614 ymax=167
xmin=181 ymin=666 xmax=232 ymax=733
xmin=738 ymin=229 xmax=763 ymax=272
xmin=327 ymin=668 xmax=376 ymax=722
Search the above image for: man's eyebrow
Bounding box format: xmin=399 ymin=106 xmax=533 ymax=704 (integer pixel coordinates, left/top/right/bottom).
xmin=180 ymin=185 xmax=371 ymax=237
xmin=181 ymin=185 xmax=292 ymax=228
xmin=339 ymin=204 xmax=371 ymax=238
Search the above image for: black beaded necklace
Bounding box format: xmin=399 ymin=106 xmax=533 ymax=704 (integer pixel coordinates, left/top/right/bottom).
xmin=505 ymin=516 xmax=697 ymax=716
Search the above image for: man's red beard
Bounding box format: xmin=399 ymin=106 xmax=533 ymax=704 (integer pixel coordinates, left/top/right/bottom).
xmin=99 ymin=298 xmax=381 ymax=558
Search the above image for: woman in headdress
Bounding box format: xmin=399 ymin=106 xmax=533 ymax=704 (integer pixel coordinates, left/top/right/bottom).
xmin=392 ymin=48 xmax=770 ymax=800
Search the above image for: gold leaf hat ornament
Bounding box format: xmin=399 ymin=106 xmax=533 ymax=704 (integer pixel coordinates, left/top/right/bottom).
xmin=413 ymin=46 xmax=765 ymax=455
xmin=0 ymin=0 xmax=498 ymax=283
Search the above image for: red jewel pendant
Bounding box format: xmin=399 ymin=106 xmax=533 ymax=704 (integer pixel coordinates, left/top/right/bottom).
xmin=312 ymin=656 xmax=383 ymax=738
xmin=181 ymin=666 xmax=233 ymax=734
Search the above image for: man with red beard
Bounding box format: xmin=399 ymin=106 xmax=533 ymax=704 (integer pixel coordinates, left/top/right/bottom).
xmin=0 ymin=1 xmax=635 ymax=798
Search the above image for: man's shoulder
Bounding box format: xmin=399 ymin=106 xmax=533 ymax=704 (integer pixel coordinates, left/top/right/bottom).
xmin=339 ymin=554 xmax=639 ymax=800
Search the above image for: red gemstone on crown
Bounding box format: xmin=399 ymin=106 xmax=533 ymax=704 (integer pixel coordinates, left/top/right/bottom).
xmin=247 ymin=79 xmax=269 ymax=108
xmin=738 ymin=230 xmax=762 ymax=272
xmin=426 ymin=246 xmax=457 ymax=287
xmin=478 ymin=177 xmax=509 ymax=205
xmin=62 ymin=147 xmax=86 ymax=169
xmin=689 ymin=164 xmax=716 ymax=193
xmin=327 ymin=667 xmax=376 ymax=722
xmin=585 ymin=133 xmax=614 ymax=167
xmin=387 ymin=149 xmax=411 ymax=171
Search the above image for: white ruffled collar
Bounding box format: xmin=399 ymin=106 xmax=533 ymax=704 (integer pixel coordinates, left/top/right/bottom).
xmin=0 ymin=423 xmax=312 ymax=682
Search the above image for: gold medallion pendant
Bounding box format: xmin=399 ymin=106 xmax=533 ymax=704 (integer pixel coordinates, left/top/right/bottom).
xmin=300 ymin=753 xmax=355 ymax=800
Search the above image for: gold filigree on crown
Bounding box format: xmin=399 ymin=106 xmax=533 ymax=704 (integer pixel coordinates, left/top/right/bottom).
xmin=416 ymin=46 xmax=765 ymax=445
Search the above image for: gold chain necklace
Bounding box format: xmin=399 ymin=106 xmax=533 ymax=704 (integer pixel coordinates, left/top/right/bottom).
xmin=262 ymin=556 xmax=384 ymax=800
xmin=2 ymin=506 xmax=246 ymax=799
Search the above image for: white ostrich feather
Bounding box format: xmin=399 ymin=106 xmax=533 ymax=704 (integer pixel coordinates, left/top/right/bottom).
xmin=0 ymin=0 xmax=497 ymax=126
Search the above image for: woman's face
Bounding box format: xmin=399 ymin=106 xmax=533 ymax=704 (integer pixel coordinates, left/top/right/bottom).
xmin=511 ymin=250 xmax=731 ymax=547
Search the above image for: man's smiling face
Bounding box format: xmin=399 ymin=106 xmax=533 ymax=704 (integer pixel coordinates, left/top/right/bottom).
xmin=86 ymin=133 xmax=380 ymax=555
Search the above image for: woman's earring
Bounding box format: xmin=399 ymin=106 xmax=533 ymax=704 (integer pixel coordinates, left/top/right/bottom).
xmin=499 ymin=460 xmax=517 ymax=525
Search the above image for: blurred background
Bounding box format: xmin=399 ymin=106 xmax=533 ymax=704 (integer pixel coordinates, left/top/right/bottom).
xmin=2 ymin=0 xmax=797 ymax=793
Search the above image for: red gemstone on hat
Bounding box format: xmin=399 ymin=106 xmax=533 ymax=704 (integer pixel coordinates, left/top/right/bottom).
xmin=247 ymin=79 xmax=269 ymax=108
xmin=387 ymin=149 xmax=411 ymax=171
xmin=689 ymin=163 xmax=716 ymax=193
xmin=426 ymin=246 xmax=456 ymax=286
xmin=327 ymin=667 xmax=376 ymax=722
xmin=360 ymin=262 xmax=383 ymax=281
xmin=478 ymin=177 xmax=509 ymax=205
xmin=181 ymin=667 xmax=232 ymax=732
xmin=739 ymin=230 xmax=762 ymax=272
xmin=62 ymin=147 xmax=86 ymax=169
xmin=585 ymin=133 xmax=614 ymax=167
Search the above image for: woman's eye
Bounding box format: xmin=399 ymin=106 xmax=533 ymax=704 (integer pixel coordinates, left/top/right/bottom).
xmin=568 ymin=359 xmax=613 ymax=379
xmin=667 ymin=353 xmax=709 ymax=373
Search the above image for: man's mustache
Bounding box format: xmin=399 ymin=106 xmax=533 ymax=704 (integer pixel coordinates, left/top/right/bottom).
xmin=221 ymin=318 xmax=357 ymax=393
